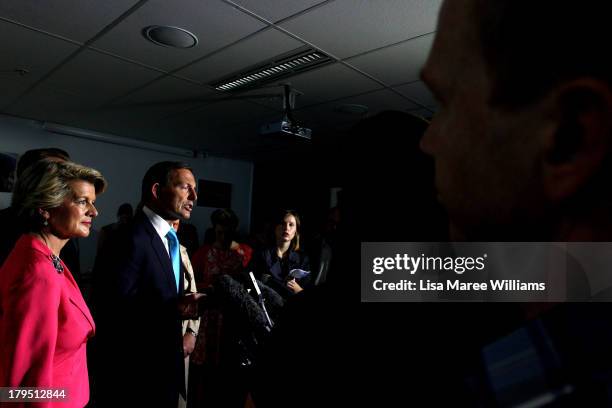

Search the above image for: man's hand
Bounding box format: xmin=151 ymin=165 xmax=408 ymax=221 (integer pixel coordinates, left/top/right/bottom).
xmin=183 ymin=332 xmax=196 ymax=357
xmin=286 ymin=278 xmax=303 ymax=294
xmin=178 ymin=293 xmax=207 ymax=319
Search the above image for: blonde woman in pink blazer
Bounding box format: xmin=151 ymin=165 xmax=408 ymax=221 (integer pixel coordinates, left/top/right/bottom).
xmin=0 ymin=159 xmax=106 ymax=407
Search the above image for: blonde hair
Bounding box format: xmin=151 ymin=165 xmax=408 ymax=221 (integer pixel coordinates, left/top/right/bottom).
xmin=12 ymin=159 xmax=107 ymax=231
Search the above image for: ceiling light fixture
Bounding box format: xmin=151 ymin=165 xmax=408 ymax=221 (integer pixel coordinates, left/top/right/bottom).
xmin=211 ymin=47 xmax=333 ymax=92
xmin=142 ymin=25 xmax=198 ymax=48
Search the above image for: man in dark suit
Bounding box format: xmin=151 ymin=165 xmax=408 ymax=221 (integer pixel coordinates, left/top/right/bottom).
xmin=92 ymin=161 xmax=197 ymax=407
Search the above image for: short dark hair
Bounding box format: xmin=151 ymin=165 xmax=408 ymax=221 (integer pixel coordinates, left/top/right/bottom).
xmin=474 ymin=0 xmax=612 ymax=108
xmin=16 ymin=148 xmax=70 ymax=178
xmin=211 ymin=208 xmax=239 ymax=231
xmin=117 ymin=202 xmax=133 ymax=217
xmin=140 ymin=161 xmax=193 ymax=202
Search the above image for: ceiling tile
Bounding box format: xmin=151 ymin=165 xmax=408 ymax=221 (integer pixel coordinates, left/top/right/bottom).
xmin=178 ymin=125 xmax=252 ymax=155
xmin=279 ymin=0 xmax=442 ymax=59
xmin=294 ymin=88 xmax=419 ymax=129
xmin=231 ymin=0 xmax=327 ymax=23
xmin=0 ymin=21 xmax=79 ymax=109
xmin=0 ymin=0 xmax=140 ymax=42
xmin=171 ymin=99 xmax=279 ymax=130
xmin=93 ymin=0 xmax=267 ymax=72
xmin=219 ymin=87 xmax=287 ymax=112
xmin=281 ymin=63 xmax=383 ymax=107
xmin=393 ymin=80 xmax=438 ymax=110
xmin=42 ymin=49 xmax=163 ymax=105
xmin=74 ymin=113 xmax=196 ymax=149
xmin=75 ymin=105 xmax=193 ymax=137
xmin=88 ymin=77 xmax=219 ymax=132
xmin=7 ymin=83 xmax=96 ymax=125
xmin=153 ymin=100 xmax=284 ymax=154
xmin=176 ymin=27 xmax=303 ymax=84
xmin=408 ymin=107 xmax=434 ymax=121
xmin=200 ymin=119 xmax=315 ymax=159
xmin=32 ymin=100 xmax=209 ymax=151
xmin=117 ymin=75 xmax=216 ymax=105
xmin=347 ymin=34 xmax=434 ymax=86
xmin=1 ymin=82 xmax=34 ymax=111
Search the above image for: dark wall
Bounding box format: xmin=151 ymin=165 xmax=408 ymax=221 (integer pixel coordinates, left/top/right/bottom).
xmin=250 ymin=140 xmax=342 ymax=246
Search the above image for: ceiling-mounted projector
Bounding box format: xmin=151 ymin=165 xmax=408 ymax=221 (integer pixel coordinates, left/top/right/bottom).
xmin=259 ymin=84 xmax=312 ymax=141
xmin=260 ymin=118 xmax=312 ymax=140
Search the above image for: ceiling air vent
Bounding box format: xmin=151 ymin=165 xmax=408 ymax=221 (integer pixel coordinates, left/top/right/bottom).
xmin=210 ymin=46 xmax=333 ymax=92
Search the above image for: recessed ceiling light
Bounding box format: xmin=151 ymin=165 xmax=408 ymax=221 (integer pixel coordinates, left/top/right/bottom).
xmin=142 ymin=25 xmax=198 ymax=48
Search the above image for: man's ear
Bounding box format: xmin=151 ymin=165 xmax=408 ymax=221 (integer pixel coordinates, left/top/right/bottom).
xmin=151 ymin=183 xmax=160 ymax=200
xmin=542 ymin=79 xmax=612 ymax=202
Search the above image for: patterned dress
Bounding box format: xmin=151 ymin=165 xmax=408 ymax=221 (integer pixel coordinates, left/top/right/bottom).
xmin=190 ymin=242 xmax=252 ymax=365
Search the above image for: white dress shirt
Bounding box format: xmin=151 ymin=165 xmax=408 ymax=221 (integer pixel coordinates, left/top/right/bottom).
xmin=142 ymin=205 xmax=173 ymax=257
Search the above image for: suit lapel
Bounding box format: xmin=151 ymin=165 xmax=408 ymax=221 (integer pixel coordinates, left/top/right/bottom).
xmin=138 ymin=211 xmax=178 ymax=294
xmin=62 ymin=263 xmax=96 ymax=332
xmin=180 ymin=246 xmax=192 ymax=294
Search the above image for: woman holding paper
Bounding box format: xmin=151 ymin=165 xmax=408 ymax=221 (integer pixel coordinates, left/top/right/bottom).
xmin=254 ymin=209 xmax=311 ymax=298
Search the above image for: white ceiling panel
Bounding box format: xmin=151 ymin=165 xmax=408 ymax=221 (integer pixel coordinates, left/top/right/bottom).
xmin=97 ymin=77 xmax=219 ymax=132
xmin=117 ymin=75 xmax=216 ymax=105
xmin=0 ymin=0 xmax=139 ymax=42
xmin=177 ymin=125 xmax=254 ymax=154
xmin=0 ymin=21 xmax=78 ymax=108
xmin=220 ymin=88 xmax=288 ymax=112
xmin=164 ymin=127 xmax=229 ymax=153
xmin=171 ymin=99 xmax=279 ymax=131
xmin=279 ymin=0 xmax=442 ymax=59
xmin=230 ymin=0 xmax=327 ymax=23
xmin=393 ymin=80 xmax=438 ymax=110
xmin=43 ymin=49 xmax=163 ymax=105
xmin=74 ymin=113 xmax=187 ymax=148
xmin=347 ymin=33 xmax=434 ymax=86
xmin=5 ymin=89 xmax=234 ymax=157
xmin=282 ymin=63 xmax=383 ymax=107
xmin=93 ymin=0 xmax=267 ymax=72
xmin=30 ymin=99 xmax=212 ymax=151
xmin=74 ymin=105 xmax=194 ymax=138
xmin=2 ymin=82 xmax=33 ymax=111
xmin=149 ymin=100 xmax=282 ymax=153
xmin=203 ymin=119 xmax=315 ymax=160
xmin=7 ymin=84 xmax=95 ymax=125
xmin=9 ymin=82 xmax=186 ymax=129
xmin=176 ymin=27 xmax=303 ymax=84
xmin=294 ymin=88 xmax=419 ymax=129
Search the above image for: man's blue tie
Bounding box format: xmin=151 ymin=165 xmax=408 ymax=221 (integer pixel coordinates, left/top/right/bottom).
xmin=166 ymin=229 xmax=180 ymax=292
